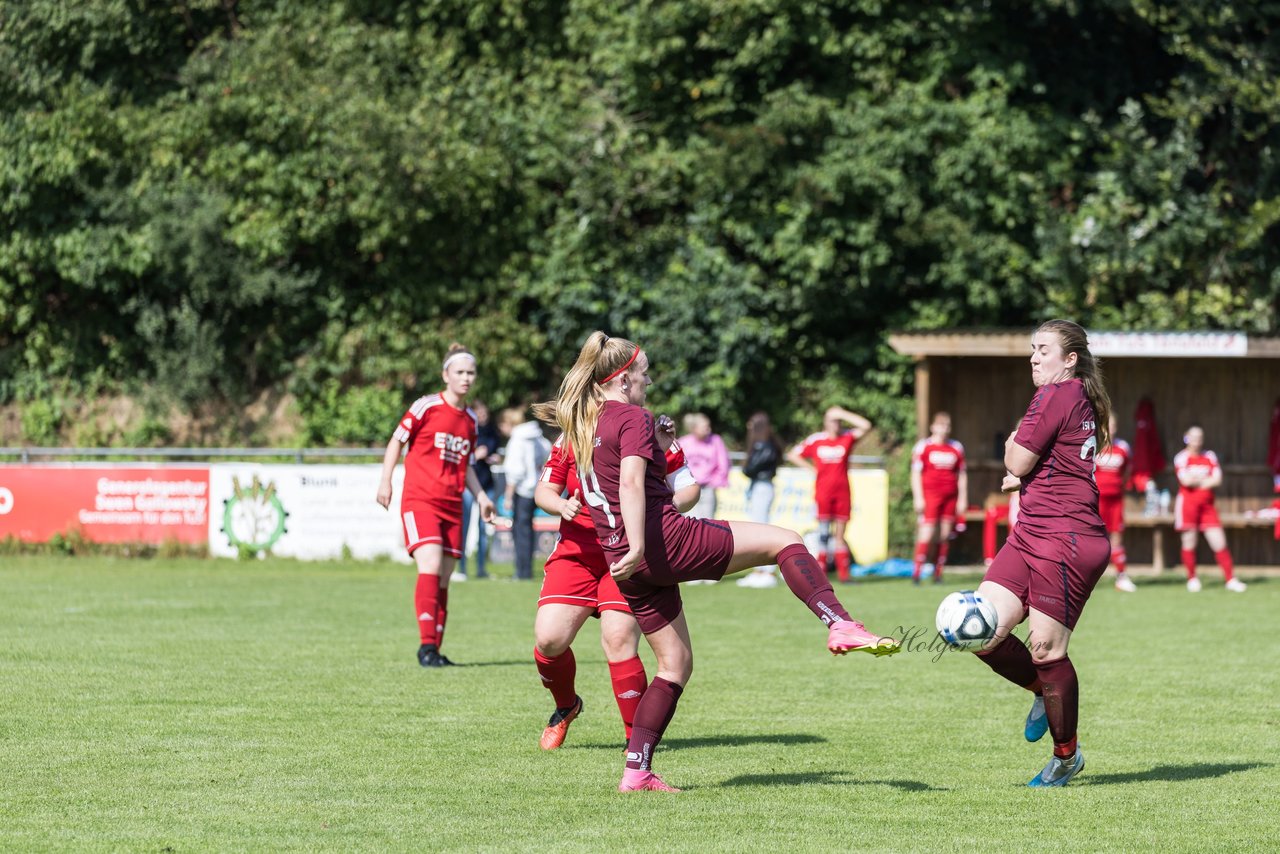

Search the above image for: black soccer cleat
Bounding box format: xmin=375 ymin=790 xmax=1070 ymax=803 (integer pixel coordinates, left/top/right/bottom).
xmin=418 ymin=644 xmax=445 ymax=668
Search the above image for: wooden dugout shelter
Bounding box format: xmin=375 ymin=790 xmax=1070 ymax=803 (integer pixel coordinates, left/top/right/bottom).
xmin=889 ymin=330 xmax=1280 ymax=569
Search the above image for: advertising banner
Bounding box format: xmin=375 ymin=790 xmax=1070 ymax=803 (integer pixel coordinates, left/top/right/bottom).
xmin=0 ymin=465 xmax=210 ymax=544
xmin=716 ymin=467 xmax=889 ymax=564
xmin=207 ymin=464 xmax=409 ymax=561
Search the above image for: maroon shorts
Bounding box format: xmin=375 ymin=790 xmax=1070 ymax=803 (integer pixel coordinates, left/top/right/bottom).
xmin=983 ymin=527 xmax=1110 ymax=630
xmin=815 ymin=489 xmax=851 ymax=522
xmin=1098 ymin=493 xmax=1124 ymax=533
xmin=920 ymin=490 xmax=958 ymax=525
xmin=607 ymin=510 xmax=735 ymax=634
xmin=400 ymin=501 xmax=463 ymax=558
xmin=538 ymin=546 xmax=632 ymax=616
xmin=1175 ymin=493 xmax=1221 ymax=532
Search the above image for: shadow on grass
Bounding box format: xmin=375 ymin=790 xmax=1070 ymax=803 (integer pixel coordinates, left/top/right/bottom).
xmin=437 ymin=660 xmax=529 ymax=668
xmin=718 ymin=771 xmax=946 ymax=792
xmin=1080 ymin=762 xmax=1268 ymax=786
xmin=571 ymin=733 xmax=828 ymax=752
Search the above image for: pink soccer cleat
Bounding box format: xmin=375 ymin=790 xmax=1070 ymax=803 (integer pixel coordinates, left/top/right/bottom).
xmin=827 ymin=620 xmax=901 ymax=657
xmin=618 ymin=769 xmax=681 ymax=793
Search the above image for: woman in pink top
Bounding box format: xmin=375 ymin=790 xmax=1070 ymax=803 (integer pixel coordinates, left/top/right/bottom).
xmin=678 ymin=412 xmax=729 ymax=519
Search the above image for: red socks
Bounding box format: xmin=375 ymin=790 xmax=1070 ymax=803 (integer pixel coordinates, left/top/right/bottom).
xmin=1213 ymin=548 xmax=1235 ymax=582
xmin=625 ymin=677 xmax=683 ymax=771
xmin=1035 ymin=656 xmax=1079 ymax=759
xmin=1111 ymin=544 xmax=1127 ymax=574
xmin=975 ymin=635 xmax=1040 ymax=690
xmin=935 ymin=541 xmax=950 ymax=581
xmin=415 ymin=573 xmax=440 ymax=646
xmin=1181 ymin=549 xmax=1197 ymax=579
xmin=834 ymin=549 xmax=851 ymax=583
xmin=777 ymin=543 xmax=852 ymax=626
xmin=437 ymin=586 xmax=449 ymax=648
xmin=534 ymin=648 xmax=578 ymax=710
xmin=912 ymin=541 xmax=930 ymax=581
xmin=608 ymin=656 xmax=648 ymax=739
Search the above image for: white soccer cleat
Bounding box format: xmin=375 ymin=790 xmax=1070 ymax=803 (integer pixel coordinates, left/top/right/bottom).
xmin=1114 ymin=574 xmax=1137 ymax=593
xmin=1225 ymin=578 xmax=1247 ymax=593
xmin=736 ymin=570 xmax=779 ymax=589
xmin=1186 ymin=577 xmax=1202 ymax=593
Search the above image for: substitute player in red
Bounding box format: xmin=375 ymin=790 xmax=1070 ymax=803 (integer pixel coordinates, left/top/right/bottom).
xmin=909 ymin=412 xmax=967 ymax=584
xmin=786 ymin=406 xmax=872 ymax=583
xmin=529 ymin=421 xmax=700 ymax=750
xmin=1094 ymin=414 xmax=1137 ymax=592
xmin=972 ymin=320 xmax=1112 ymax=787
xmin=376 ymin=343 xmax=496 ymax=668
xmin=1174 ymin=427 xmax=1247 ymax=593
xmin=550 ymin=332 xmax=899 ymax=793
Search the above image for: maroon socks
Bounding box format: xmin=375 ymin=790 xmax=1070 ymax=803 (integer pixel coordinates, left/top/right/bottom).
xmin=1036 ymin=656 xmax=1079 ymax=759
xmin=625 ymin=677 xmax=683 ymax=771
xmin=777 ymin=543 xmax=852 ymax=626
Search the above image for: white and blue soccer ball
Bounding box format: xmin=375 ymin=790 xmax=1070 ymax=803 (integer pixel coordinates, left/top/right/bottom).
xmin=935 ymin=590 xmax=999 ymax=652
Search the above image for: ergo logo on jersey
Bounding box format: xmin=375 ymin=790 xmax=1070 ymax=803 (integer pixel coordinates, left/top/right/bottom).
xmin=434 ymin=432 xmax=471 ymax=463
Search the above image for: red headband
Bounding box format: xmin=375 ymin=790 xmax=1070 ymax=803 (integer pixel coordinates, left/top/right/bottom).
xmin=599 ymin=346 xmax=641 ymax=385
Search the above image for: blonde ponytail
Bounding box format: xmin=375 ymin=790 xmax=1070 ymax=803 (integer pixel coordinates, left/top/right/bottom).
xmin=553 ymin=332 xmax=642 ymax=473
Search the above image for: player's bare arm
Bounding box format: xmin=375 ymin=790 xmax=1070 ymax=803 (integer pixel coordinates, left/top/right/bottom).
xmin=610 ymin=455 xmax=648 ymax=581
xmin=467 ymin=467 xmax=496 ymax=522
xmin=828 ymin=406 xmax=872 ymax=438
xmin=376 ymin=436 xmax=404 ymax=509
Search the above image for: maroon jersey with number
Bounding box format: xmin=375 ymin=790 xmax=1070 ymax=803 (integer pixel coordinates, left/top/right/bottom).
xmin=1093 ymin=438 xmax=1131 ymax=498
xmin=581 ymin=401 xmax=673 ymax=553
xmin=392 ymin=392 xmax=476 ymax=511
xmin=1012 ymin=379 xmax=1104 ymax=537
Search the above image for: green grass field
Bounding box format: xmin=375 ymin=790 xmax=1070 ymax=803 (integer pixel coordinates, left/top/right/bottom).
xmin=2 ymin=556 xmax=1276 ymax=852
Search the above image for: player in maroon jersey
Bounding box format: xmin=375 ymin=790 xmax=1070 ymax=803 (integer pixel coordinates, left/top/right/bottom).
xmin=548 ymin=332 xmax=899 ymax=793
xmin=973 ymin=320 xmax=1112 ymax=787
xmin=529 ymin=424 xmax=700 ymax=750
xmin=376 ymin=343 xmax=496 ymax=668
xmin=1174 ymin=427 xmax=1247 ymax=593
xmin=786 ymin=406 xmax=872 ymax=582
xmin=1093 ymin=414 xmax=1137 ymax=592
xmin=909 ymin=412 xmax=968 ymax=584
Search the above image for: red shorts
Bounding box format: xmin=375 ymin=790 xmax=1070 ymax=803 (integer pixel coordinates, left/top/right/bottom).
xmin=1175 ymin=494 xmax=1221 ymax=532
xmin=815 ymin=489 xmax=851 ymax=522
xmin=1098 ymin=493 xmax=1125 ymax=533
xmin=400 ymin=501 xmax=463 ymax=558
xmin=983 ymin=527 xmax=1110 ymax=631
xmin=919 ymin=490 xmax=958 ymax=524
xmin=607 ymin=510 xmax=735 ymax=635
xmin=538 ymin=544 xmax=632 ymax=616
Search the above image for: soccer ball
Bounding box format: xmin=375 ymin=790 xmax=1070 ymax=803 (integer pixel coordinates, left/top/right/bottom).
xmin=935 ymin=590 xmax=999 ymax=652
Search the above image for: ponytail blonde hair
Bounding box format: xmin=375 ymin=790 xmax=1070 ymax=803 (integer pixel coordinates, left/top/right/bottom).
xmin=1037 ymin=320 xmax=1112 ymax=449
xmin=548 ymin=332 xmax=642 ymax=473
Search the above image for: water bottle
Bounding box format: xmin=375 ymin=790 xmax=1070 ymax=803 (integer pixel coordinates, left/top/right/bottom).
xmin=1159 ymin=489 xmax=1171 ymax=515
xmin=1145 ymin=480 xmax=1158 ymax=517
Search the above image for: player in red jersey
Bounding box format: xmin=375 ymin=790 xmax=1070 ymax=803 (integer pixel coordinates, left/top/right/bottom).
xmin=529 ymin=422 xmax=700 ymax=750
xmin=547 ymin=332 xmax=899 ymax=793
xmin=1174 ymin=427 xmax=1246 ymax=593
xmin=786 ymin=406 xmax=872 ymax=583
xmin=376 ymin=343 xmax=496 ymax=668
xmin=909 ymin=412 xmax=968 ymax=584
xmin=1093 ymin=414 xmax=1136 ymax=592
xmin=973 ymin=320 xmax=1112 ymax=787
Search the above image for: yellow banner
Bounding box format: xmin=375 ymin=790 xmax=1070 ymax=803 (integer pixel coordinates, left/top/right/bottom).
xmin=715 ymin=467 xmax=888 ymax=564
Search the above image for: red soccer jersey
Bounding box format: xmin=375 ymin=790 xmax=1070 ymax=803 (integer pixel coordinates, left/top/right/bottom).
xmin=582 ymin=401 xmax=673 ymax=553
xmin=1174 ymin=449 xmax=1220 ymax=501
xmin=1093 ymin=438 xmax=1132 ymax=498
xmin=1012 ymin=379 xmax=1104 ymax=537
xmin=911 ymin=438 xmax=965 ymax=496
xmin=795 ymin=431 xmax=857 ymax=498
xmin=393 ymin=392 xmax=476 ymax=510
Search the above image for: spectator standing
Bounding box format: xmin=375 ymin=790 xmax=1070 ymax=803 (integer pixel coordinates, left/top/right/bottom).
xmin=501 ymin=406 xmax=552 ymax=581
xmin=679 ymin=413 xmax=729 ymax=519
xmin=737 ymin=412 xmax=783 ymax=588
xmin=456 ymin=400 xmax=500 ymax=580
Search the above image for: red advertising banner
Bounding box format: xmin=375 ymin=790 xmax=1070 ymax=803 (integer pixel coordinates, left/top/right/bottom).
xmin=0 ymin=466 xmax=210 ymax=544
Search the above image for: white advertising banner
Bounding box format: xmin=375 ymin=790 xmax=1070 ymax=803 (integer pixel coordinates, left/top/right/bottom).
xmin=207 ymin=464 xmax=410 ymax=561
xmin=1087 ymin=331 xmax=1248 ymax=357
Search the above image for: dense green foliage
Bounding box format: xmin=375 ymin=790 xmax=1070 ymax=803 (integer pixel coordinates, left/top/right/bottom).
xmin=2 ymin=0 xmax=1278 ymax=447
